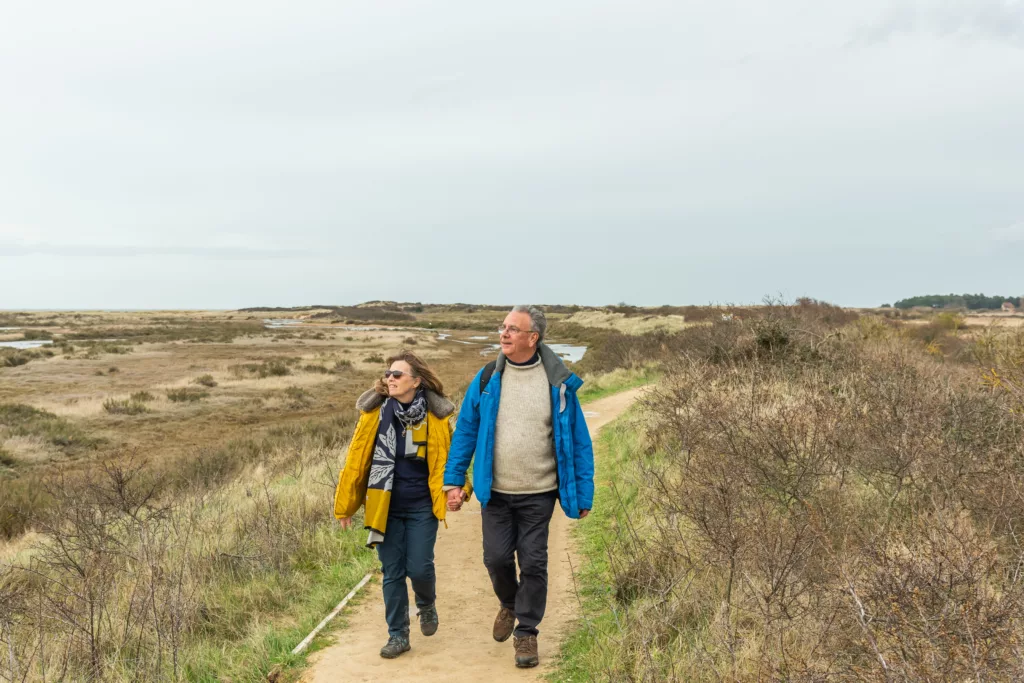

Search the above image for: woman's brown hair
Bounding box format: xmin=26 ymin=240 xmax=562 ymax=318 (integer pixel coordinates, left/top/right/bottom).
xmin=373 ymin=349 xmax=446 ymax=397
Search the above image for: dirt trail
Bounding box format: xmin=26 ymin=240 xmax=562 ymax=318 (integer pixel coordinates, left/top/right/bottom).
xmin=302 ymin=387 xmax=644 ymax=683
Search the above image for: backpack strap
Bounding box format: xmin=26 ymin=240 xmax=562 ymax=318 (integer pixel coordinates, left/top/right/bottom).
xmin=479 ymin=360 xmax=497 ymax=391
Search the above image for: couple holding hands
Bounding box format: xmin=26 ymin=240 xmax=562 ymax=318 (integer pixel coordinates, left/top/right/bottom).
xmin=333 ymin=305 xmax=594 ymax=669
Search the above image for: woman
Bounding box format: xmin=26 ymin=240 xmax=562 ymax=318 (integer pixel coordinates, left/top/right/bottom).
xmin=333 ymin=350 xmax=469 ymax=659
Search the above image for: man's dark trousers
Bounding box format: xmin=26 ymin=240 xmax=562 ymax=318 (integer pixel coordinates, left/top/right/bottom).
xmin=481 ymin=490 xmax=558 ymax=638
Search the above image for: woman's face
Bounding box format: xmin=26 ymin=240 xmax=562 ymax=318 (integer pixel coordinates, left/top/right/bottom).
xmin=386 ymin=360 xmax=421 ymax=399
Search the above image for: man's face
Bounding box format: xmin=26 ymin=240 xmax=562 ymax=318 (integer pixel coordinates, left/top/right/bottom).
xmin=499 ymin=310 xmax=539 ymax=359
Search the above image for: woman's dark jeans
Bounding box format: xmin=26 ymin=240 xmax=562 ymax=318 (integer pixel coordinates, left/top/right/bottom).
xmin=376 ymin=507 xmax=438 ymax=637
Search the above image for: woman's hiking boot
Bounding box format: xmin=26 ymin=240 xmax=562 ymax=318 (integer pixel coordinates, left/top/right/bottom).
xmin=418 ymin=604 xmax=439 ymax=636
xmin=379 ymin=633 xmax=410 ymax=659
xmin=493 ymin=606 xmax=515 ymax=642
xmin=514 ymin=635 xmax=539 ymax=668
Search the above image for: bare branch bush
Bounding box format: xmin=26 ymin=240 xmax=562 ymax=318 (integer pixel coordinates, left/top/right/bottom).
xmin=582 ymin=304 xmax=1024 ymax=681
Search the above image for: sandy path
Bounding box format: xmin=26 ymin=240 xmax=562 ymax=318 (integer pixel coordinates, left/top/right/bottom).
xmin=302 ymin=387 xmax=644 ymax=682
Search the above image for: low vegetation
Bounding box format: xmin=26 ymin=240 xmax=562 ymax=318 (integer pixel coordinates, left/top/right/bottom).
xmin=228 ymin=360 xmax=292 ymax=379
xmin=0 ymin=347 xmax=54 ymax=368
xmin=0 ymin=404 xmax=100 ymax=455
xmin=555 ymin=303 xmax=1024 ymax=681
xmin=102 ymin=398 xmax=150 ymax=415
xmin=166 ymin=388 xmax=210 ymax=403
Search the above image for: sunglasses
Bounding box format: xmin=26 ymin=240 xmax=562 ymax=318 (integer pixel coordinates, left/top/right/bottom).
xmin=384 ymin=370 xmax=412 ymax=379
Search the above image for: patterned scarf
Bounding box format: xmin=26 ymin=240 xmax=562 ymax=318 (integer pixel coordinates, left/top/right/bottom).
xmin=365 ymin=390 xmax=429 ymax=546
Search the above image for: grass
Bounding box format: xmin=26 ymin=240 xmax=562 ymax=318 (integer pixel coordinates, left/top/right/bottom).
xmin=182 ymin=516 xmax=379 ymax=682
xmin=577 ymin=366 xmax=658 ymax=404
xmin=548 ymin=415 xmax=642 ymax=682
xmin=0 ymin=403 xmax=100 ymax=453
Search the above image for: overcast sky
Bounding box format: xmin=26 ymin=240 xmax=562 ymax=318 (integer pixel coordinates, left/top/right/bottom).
xmin=1 ymin=0 xmax=1022 ymax=309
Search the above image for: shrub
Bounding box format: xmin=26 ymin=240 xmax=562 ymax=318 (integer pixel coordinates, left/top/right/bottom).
xmin=303 ymin=364 xmax=330 ymax=374
xmin=1 ymin=351 xmax=30 ymax=367
xmin=1 ymin=347 xmax=54 ymax=367
xmin=130 ymin=391 xmax=155 ymax=402
xmin=363 ymin=354 xmax=385 ymax=364
xmin=102 ymin=398 xmax=149 ymax=415
xmin=403 ymin=337 xmax=418 ymax=345
xmin=227 ymin=360 xmax=291 ymax=379
xmin=283 ymin=386 xmax=312 ymax=408
xmin=561 ymin=313 xmax=1024 ymax=682
xmin=332 ymin=359 xmax=353 ymax=372
xmin=192 ymin=374 xmax=218 ymax=387
xmin=166 ymin=388 xmax=209 ymax=403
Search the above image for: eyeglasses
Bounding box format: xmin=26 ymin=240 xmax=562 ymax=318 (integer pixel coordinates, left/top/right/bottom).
xmin=498 ymin=325 xmax=535 ymax=336
xmin=384 ymin=370 xmax=412 ymax=379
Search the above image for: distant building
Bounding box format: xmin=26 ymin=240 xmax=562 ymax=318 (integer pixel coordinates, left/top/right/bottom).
xmin=1003 ymin=302 xmax=1017 ymax=313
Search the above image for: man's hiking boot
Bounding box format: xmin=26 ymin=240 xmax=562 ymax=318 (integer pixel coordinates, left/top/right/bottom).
xmin=493 ymin=606 xmax=515 ymax=642
xmin=418 ymin=604 xmax=439 ymax=636
xmin=514 ymin=635 xmax=539 ymax=668
xmin=379 ymin=633 xmax=410 ymax=659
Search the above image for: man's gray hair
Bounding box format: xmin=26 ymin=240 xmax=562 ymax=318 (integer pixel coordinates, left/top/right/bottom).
xmin=511 ymin=305 xmax=547 ymax=342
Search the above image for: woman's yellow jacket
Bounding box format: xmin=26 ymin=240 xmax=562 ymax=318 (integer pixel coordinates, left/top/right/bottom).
xmin=333 ymin=388 xmax=469 ymax=529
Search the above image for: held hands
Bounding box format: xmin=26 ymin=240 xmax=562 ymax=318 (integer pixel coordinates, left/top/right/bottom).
xmin=446 ymin=487 xmax=469 ymax=512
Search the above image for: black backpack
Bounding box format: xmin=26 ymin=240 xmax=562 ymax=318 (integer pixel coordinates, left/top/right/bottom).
xmin=478 ymin=360 xmax=497 ymax=391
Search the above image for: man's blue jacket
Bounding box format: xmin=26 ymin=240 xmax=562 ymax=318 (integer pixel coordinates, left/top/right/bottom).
xmin=443 ymin=343 xmax=595 ymax=518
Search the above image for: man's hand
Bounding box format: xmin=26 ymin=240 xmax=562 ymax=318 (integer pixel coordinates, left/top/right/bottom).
xmin=338 ymin=517 xmax=354 ymax=530
xmin=579 ymin=509 xmax=590 ymax=519
xmin=447 ymin=487 xmax=468 ymax=512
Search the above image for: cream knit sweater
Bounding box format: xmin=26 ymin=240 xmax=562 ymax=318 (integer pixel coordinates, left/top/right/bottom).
xmin=491 ymin=356 xmax=558 ymax=494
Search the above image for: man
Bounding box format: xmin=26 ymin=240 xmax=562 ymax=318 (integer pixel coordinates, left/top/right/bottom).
xmin=444 ymin=305 xmax=594 ymax=669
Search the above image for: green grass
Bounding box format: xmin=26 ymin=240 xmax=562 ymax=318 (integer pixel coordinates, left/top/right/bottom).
xmin=578 ymin=366 xmax=659 ymax=404
xmin=183 ymin=519 xmax=379 ymax=682
xmin=549 ymin=413 xmax=642 ymax=681
xmin=0 ymin=403 xmax=100 ymax=453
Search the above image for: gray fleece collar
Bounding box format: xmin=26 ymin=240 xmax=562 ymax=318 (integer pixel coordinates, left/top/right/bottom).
xmin=355 ymin=388 xmax=455 ymax=418
xmin=495 ymin=342 xmax=572 ymax=387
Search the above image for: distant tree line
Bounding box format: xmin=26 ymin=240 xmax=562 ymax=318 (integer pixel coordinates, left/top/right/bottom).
xmin=892 ymin=294 xmax=1020 ymax=310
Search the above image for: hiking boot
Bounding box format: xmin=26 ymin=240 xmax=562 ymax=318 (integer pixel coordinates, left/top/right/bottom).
xmin=514 ymin=635 xmax=539 ymax=668
xmin=493 ymin=606 xmax=515 ymax=642
xmin=418 ymin=604 xmax=439 ymax=637
xmin=379 ymin=633 xmax=410 ymax=659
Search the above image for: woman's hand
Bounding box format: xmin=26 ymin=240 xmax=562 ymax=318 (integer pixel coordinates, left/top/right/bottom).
xmin=338 ymin=517 xmax=354 ymax=530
